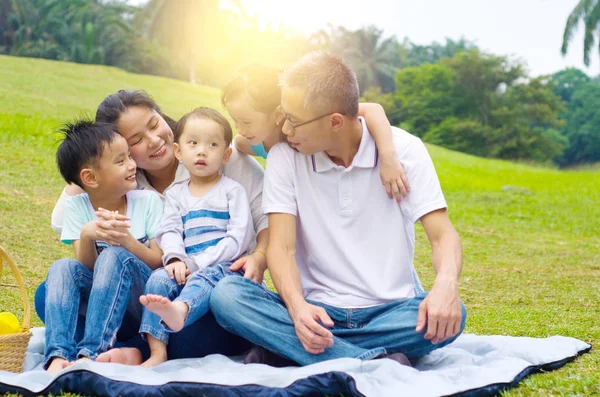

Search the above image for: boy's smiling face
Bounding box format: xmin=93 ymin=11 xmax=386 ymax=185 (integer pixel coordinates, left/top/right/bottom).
xmin=174 ymin=117 xmax=232 ymax=179
xmin=91 ymin=134 xmax=138 ymax=195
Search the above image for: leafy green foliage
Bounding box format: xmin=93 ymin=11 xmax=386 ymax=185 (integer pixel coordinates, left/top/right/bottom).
xmin=562 ymin=0 xmax=600 ymax=66
xmin=393 ymin=63 xmax=458 ymax=136
xmin=557 ymin=82 xmax=600 ymax=165
xmin=311 ymin=25 xmax=403 ymax=93
xmin=400 ymin=37 xmax=477 ymax=68
xmin=389 ymin=50 xmax=565 ymax=162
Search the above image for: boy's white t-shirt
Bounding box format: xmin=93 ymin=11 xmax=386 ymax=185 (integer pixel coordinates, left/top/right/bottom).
xmin=60 ymin=190 xmax=163 ymax=253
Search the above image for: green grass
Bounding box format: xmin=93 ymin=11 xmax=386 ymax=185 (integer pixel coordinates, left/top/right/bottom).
xmin=1 ymin=55 xmax=599 ymax=396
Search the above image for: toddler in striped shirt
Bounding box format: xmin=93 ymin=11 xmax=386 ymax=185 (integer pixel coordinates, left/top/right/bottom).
xmin=138 ymin=107 xmax=256 ymax=367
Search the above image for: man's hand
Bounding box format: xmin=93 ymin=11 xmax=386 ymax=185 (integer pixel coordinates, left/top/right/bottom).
xmin=94 ymin=208 xmax=132 ymax=247
xmin=289 ymin=301 xmax=334 ymax=354
xmin=416 ymin=276 xmax=462 ymax=344
xmin=165 ymin=260 xmax=189 ymax=285
xmin=229 ymin=251 xmax=267 ymax=284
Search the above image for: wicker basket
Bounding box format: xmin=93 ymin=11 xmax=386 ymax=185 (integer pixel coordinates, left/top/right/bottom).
xmin=0 ymin=245 xmax=32 ymax=373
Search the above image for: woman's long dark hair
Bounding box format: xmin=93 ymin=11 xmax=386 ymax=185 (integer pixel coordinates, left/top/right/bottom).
xmin=96 ymin=90 xmax=177 ymax=131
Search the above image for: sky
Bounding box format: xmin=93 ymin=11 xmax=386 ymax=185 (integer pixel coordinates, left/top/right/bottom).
xmin=236 ymin=0 xmax=599 ymax=77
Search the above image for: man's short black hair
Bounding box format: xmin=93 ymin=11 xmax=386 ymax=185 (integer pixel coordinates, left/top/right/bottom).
xmin=56 ymin=119 xmax=118 ymax=189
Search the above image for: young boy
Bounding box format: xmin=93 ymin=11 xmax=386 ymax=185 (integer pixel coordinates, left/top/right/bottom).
xmin=138 ymin=107 xmax=256 ymax=367
xmin=44 ymin=120 xmax=163 ymax=374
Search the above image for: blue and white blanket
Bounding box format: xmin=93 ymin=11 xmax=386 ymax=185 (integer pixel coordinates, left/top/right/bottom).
xmin=0 ymin=328 xmax=591 ymax=397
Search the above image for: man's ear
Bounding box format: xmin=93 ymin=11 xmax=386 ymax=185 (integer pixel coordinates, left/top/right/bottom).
xmin=331 ymin=113 xmax=345 ymax=131
xmin=80 ymin=168 xmax=98 ymax=189
xmin=222 ymin=147 xmax=233 ymax=164
xmin=174 ymin=142 xmax=182 ymax=161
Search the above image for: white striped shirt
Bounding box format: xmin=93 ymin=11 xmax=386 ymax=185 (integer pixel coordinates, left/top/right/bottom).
xmin=157 ymin=176 xmax=254 ymax=273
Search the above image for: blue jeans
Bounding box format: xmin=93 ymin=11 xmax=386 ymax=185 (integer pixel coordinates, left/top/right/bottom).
xmin=42 ymin=247 xmax=152 ymax=366
xmin=36 ymin=263 xmax=252 ymax=363
xmin=140 ymin=263 xmax=241 ymax=344
xmin=210 ymin=277 xmax=467 ymax=366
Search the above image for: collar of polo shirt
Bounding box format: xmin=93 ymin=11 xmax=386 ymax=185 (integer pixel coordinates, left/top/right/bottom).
xmin=310 ymin=117 xmax=379 ymax=172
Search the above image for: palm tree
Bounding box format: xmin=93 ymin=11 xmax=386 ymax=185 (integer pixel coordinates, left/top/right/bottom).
xmin=562 ymin=0 xmax=600 ymax=66
xmin=311 ymin=25 xmax=402 ymax=93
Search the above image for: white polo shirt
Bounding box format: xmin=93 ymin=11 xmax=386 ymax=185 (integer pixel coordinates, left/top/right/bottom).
xmin=263 ymin=118 xmax=447 ymax=308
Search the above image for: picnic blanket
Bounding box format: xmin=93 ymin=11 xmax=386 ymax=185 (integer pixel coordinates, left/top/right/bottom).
xmin=0 ymin=328 xmax=591 ymax=397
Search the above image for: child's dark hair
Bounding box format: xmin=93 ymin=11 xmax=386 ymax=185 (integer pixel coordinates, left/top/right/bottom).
xmin=56 ymin=119 xmax=118 ymax=189
xmin=221 ymin=64 xmax=281 ymax=114
xmin=175 ymin=107 xmax=233 ymax=146
xmin=96 ymin=90 xmax=177 ymax=131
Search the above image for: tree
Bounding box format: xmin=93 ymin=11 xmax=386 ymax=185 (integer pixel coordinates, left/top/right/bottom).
xmin=562 ymin=0 xmax=600 ymax=66
xmin=490 ymin=77 xmax=565 ymax=161
xmin=3 ymin=0 xmax=138 ymax=67
xmin=556 ymin=81 xmax=600 ymax=165
xmin=311 ymin=25 xmax=402 ymax=93
xmin=390 ymin=50 xmax=565 ymax=162
xmin=442 ymin=49 xmax=524 ymax=126
xmin=401 ymin=37 xmax=477 ymax=67
xmin=393 ymin=63 xmax=458 ymax=136
xmin=550 ymin=68 xmax=591 ymax=103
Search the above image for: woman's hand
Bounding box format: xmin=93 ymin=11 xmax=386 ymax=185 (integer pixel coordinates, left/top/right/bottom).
xmin=379 ymin=154 xmax=410 ymax=203
xmin=229 ymin=251 xmax=267 ymax=284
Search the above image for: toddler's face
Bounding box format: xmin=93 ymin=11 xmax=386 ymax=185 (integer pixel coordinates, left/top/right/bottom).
xmin=174 ymin=117 xmax=230 ymax=178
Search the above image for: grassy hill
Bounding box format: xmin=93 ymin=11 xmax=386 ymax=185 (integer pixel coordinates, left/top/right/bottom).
xmin=1 ymin=55 xmax=598 ymax=396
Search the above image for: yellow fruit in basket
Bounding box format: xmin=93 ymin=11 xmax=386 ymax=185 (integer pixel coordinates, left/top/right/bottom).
xmin=0 ymin=312 xmax=21 ymax=335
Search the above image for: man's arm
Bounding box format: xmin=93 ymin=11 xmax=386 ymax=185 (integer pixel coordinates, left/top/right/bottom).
xmin=267 ymin=213 xmax=334 ymax=354
xmin=416 ymin=208 xmax=463 ymax=344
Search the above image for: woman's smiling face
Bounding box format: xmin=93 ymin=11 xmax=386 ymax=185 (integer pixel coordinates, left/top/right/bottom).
xmin=116 ymin=105 xmax=175 ymax=171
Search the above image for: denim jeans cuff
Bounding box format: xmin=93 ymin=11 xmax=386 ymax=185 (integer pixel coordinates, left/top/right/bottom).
xmin=43 ymin=350 xmax=72 ymax=369
xmin=139 ymin=324 xmax=169 ymax=344
xmin=77 ymin=348 xmax=99 ymax=361
xmin=356 ymin=347 xmax=387 ymax=361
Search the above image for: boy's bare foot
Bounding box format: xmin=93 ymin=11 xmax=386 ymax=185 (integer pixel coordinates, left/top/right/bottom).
xmin=140 ymin=294 xmax=189 ymax=332
xmin=97 ymin=348 xmax=143 ymax=365
xmin=141 ymin=350 xmax=168 ymax=368
xmin=46 ymin=357 xmax=69 ymax=375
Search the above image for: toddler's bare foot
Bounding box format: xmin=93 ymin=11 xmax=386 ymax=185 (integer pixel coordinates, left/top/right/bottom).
xmin=97 ymin=348 xmax=143 ymax=365
xmin=141 ymin=350 xmax=168 ymax=368
xmin=46 ymin=357 xmax=69 ymax=375
xmin=140 ymin=294 xmax=188 ymax=332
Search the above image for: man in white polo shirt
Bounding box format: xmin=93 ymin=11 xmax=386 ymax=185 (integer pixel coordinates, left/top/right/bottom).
xmin=210 ymin=52 xmax=466 ymax=366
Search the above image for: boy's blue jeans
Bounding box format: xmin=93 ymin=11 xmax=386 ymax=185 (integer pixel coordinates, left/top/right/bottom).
xmin=140 ymin=263 xmax=241 ymax=344
xmin=210 ymin=277 xmax=467 ymax=366
xmin=42 ymin=247 xmax=152 ymax=367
